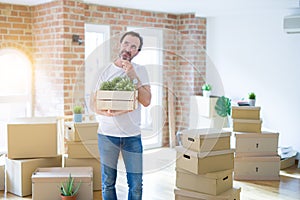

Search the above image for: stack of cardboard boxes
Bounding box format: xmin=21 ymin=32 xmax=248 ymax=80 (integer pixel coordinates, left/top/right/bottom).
xmin=64 ymin=121 xmax=101 ymax=190
xmin=174 ymin=128 xmax=241 ymax=200
xmin=5 ymin=117 xmax=62 ymax=197
xmin=232 ymin=106 xmax=280 ymax=180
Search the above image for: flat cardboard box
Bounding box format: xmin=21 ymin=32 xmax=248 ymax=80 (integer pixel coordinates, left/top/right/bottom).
xmin=96 ymin=90 xmax=138 ymax=110
xmin=280 ymin=156 xmax=296 ymax=169
xmin=7 ymin=117 xmax=58 ymax=159
xmin=174 ymin=187 xmax=241 ymax=200
xmin=32 ymin=167 xmax=93 ymax=200
xmin=5 ymin=156 xmax=62 ymax=197
xmin=180 ymin=128 xmax=231 ymax=152
xmin=66 ymin=140 xmax=99 ymax=158
xmin=231 ymin=106 xmax=260 ymax=120
xmin=233 ymin=119 xmax=262 ymax=133
xmin=176 ymin=168 xmax=233 ymax=195
xmin=65 ymin=122 xmax=98 ymax=141
xmin=189 ymin=96 xmax=218 ymax=118
xmin=64 ymin=155 xmax=101 ymax=190
xmin=235 ymin=132 xmax=279 ymax=157
xmin=176 ymin=146 xmax=234 ymax=174
xmin=234 ymin=156 xmax=280 ymax=180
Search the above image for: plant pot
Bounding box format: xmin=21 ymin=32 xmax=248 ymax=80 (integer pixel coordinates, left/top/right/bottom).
xmin=248 ymin=99 xmax=256 ymax=106
xmin=203 ymin=90 xmax=211 ymax=97
xmin=73 ymin=114 xmax=82 ymax=122
xmin=61 ymin=195 xmax=77 ymax=200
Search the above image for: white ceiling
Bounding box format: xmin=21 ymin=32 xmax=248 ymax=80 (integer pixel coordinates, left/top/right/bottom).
xmin=0 ymin=0 xmax=299 ymax=16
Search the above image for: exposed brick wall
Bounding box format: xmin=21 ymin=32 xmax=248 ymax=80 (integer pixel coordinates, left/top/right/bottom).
xmin=0 ymin=0 xmax=206 ymax=147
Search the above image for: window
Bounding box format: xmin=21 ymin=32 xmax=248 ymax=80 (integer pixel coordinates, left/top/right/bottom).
xmin=0 ymin=48 xmax=32 ymax=152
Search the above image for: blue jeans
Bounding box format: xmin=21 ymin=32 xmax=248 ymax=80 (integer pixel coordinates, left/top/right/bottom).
xmin=98 ymin=134 xmax=143 ymax=200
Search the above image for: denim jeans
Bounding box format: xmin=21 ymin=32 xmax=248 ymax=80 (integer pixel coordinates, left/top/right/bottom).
xmin=98 ymin=134 xmax=143 ymax=200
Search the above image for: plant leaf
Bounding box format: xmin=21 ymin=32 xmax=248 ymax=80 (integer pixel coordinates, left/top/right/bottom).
xmin=215 ymin=96 xmax=231 ymax=117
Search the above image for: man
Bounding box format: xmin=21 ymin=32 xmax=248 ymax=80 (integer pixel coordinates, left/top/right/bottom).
xmin=93 ymin=31 xmax=151 ymax=200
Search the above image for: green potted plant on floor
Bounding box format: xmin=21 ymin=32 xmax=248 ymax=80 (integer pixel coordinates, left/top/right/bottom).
xmin=60 ymin=173 xmax=81 ymax=200
xmin=248 ymin=92 xmax=256 ymax=106
xmin=202 ymin=83 xmax=212 ymax=97
xmin=73 ymin=105 xmax=83 ymax=123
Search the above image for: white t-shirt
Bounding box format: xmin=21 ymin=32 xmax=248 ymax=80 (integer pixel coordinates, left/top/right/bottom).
xmin=95 ymin=63 xmax=150 ymax=137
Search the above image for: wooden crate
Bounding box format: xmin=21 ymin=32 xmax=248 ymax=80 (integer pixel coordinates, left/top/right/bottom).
xmin=176 ymin=146 xmax=234 ymax=175
xmin=234 ymin=156 xmax=280 ymax=180
xmin=231 ymin=106 xmax=260 ymax=119
xmin=233 ymin=119 xmax=262 ymax=133
xmin=235 ymin=132 xmax=279 ymax=157
xmin=180 ymin=128 xmax=231 ymax=152
xmin=96 ymin=90 xmax=138 ymax=110
xmin=174 ymin=187 xmax=241 ymax=200
xmin=32 ymin=167 xmax=93 ymax=200
xmin=176 ymin=168 xmax=233 ymax=195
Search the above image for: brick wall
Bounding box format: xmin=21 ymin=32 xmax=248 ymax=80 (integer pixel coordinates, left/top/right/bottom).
xmin=0 ymin=0 xmax=206 ymax=147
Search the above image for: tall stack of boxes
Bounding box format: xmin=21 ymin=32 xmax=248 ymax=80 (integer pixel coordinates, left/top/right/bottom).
xmin=5 ymin=117 xmax=62 ymax=197
xmin=64 ymin=121 xmax=101 ymax=191
xmin=174 ymin=128 xmax=241 ymax=200
xmin=232 ymin=106 xmax=280 ymax=180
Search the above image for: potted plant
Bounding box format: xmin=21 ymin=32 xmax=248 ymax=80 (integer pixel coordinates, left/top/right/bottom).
xmin=248 ymin=92 xmax=256 ymax=106
xmin=73 ymin=105 xmax=83 ymax=122
xmin=202 ymin=83 xmax=212 ymax=97
xmin=60 ymin=173 xmax=81 ymax=200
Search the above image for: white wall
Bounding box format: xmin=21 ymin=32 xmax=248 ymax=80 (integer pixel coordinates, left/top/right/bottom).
xmin=206 ymin=11 xmax=300 ymax=153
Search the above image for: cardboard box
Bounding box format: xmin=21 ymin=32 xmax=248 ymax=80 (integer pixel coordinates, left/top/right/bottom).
xmin=65 ymin=122 xmax=98 ymax=141
xmin=66 ymin=140 xmax=99 ymax=158
xmin=280 ymin=156 xmax=296 ymax=169
xmin=232 ymin=119 xmax=262 ymax=133
xmin=64 ymin=155 xmax=101 ymax=190
xmin=96 ymin=90 xmax=138 ymax=110
xmin=235 ymin=132 xmax=279 ymax=157
xmin=231 ymin=106 xmax=260 ymax=120
xmin=176 ymin=146 xmax=234 ymax=174
xmin=5 ymin=156 xmax=62 ymax=197
xmin=189 ymin=96 xmax=218 ymax=118
xmin=234 ymin=156 xmax=280 ymax=180
xmin=174 ymin=187 xmax=241 ymax=200
xmin=32 ymin=167 xmax=93 ymax=200
xmin=7 ymin=117 xmax=58 ymax=159
xmin=176 ymin=168 xmax=233 ymax=195
xmin=0 ymin=155 xmax=4 ymax=191
xmin=180 ymin=128 xmax=231 ymax=152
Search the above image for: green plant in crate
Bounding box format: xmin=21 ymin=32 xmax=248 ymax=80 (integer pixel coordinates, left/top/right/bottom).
xmin=215 ymin=96 xmax=231 ymax=117
xmin=60 ymin=173 xmax=81 ymax=198
xmin=99 ymin=76 xmax=135 ymax=91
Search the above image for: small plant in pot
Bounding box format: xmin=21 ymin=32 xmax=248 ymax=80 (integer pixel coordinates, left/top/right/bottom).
xmin=60 ymin=173 xmax=81 ymax=200
xmin=202 ymin=83 xmax=212 ymax=97
xmin=73 ymin=105 xmax=83 ymax=123
xmin=248 ymin=92 xmax=256 ymax=106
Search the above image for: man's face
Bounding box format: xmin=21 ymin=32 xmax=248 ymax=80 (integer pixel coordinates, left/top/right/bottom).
xmin=119 ymin=35 xmax=140 ymax=61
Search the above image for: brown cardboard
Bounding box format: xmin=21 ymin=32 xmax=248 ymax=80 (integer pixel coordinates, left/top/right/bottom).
xmin=64 ymin=155 xmax=101 ymax=190
xmin=180 ymin=128 xmax=231 ymax=152
xmin=235 ymin=132 xmax=279 ymax=157
xmin=280 ymin=156 xmax=296 ymax=169
xmin=7 ymin=117 xmax=58 ymax=159
xmin=66 ymin=140 xmax=99 ymax=158
xmin=5 ymin=156 xmax=62 ymax=197
xmin=96 ymin=90 xmax=138 ymax=110
xmin=174 ymin=187 xmax=241 ymax=200
xmin=231 ymin=106 xmax=260 ymax=119
xmin=65 ymin=122 xmax=98 ymax=141
xmin=233 ymin=119 xmax=262 ymax=133
xmin=176 ymin=168 xmax=233 ymax=195
xmin=0 ymin=155 xmax=4 ymax=191
xmin=234 ymin=156 xmax=280 ymax=180
xmin=175 ymin=146 xmax=234 ymax=174
xmin=32 ymin=167 xmax=93 ymax=200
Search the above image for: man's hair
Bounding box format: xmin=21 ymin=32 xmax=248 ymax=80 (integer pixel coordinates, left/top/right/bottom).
xmin=120 ymin=31 xmax=143 ymax=51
